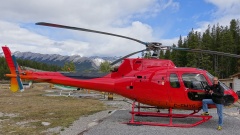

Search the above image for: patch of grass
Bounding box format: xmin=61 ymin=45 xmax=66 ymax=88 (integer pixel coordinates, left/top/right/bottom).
xmin=0 ymin=116 xmax=10 ymax=120
xmin=0 ymin=83 xmax=106 ymax=134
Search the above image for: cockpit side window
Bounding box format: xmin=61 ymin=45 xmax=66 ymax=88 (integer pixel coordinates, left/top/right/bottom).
xmin=170 ymin=74 xmax=180 ymax=88
xmin=182 ymin=73 xmax=208 ymax=90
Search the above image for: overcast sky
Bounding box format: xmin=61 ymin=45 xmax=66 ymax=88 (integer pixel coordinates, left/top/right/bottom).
xmin=0 ymin=0 xmax=240 ymax=57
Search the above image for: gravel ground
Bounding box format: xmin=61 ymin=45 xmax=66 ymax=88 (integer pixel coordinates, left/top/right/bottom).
xmin=60 ymin=110 xmax=112 ymax=135
xmin=60 ymin=97 xmax=240 ymax=135
xmin=83 ymin=107 xmax=240 ymax=135
xmin=60 ymin=97 xmax=131 ymax=135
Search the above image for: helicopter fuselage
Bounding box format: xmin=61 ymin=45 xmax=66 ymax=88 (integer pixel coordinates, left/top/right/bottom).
xmin=7 ymin=58 xmax=238 ymax=110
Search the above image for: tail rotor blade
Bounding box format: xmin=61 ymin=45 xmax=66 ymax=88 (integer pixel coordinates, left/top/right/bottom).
xmin=16 ymin=75 xmax=24 ymax=91
xmin=12 ymin=55 xmax=24 ymax=91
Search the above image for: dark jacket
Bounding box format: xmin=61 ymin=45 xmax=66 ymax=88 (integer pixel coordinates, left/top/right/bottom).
xmin=210 ymin=82 xmax=224 ymax=104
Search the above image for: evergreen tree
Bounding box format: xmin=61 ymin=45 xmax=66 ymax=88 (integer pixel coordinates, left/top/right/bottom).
xmin=176 ymin=36 xmax=188 ymax=67
xmin=170 ymin=43 xmax=178 ymax=65
xmin=230 ymin=19 xmax=238 ymax=53
xmin=164 ymin=50 xmax=171 ymax=59
xmin=186 ymin=30 xmax=200 ymax=67
xmin=201 ymin=25 xmax=214 ymax=72
xmin=99 ymin=61 xmax=111 ymax=73
xmin=170 ymin=19 xmax=240 ymax=78
xmin=230 ymin=19 xmax=240 ymax=73
xmin=61 ymin=62 xmax=76 ymax=72
xmin=143 ymin=51 xmax=151 ymax=58
xmin=159 ymin=50 xmax=164 ymax=59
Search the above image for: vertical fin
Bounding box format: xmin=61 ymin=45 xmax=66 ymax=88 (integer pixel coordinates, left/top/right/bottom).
xmin=2 ymin=46 xmax=16 ymax=74
xmin=2 ymin=46 xmax=24 ymax=92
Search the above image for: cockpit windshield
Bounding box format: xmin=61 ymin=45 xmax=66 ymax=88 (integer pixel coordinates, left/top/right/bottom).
xmin=206 ymin=72 xmax=230 ymax=90
xmin=182 ymin=73 xmax=208 ymax=90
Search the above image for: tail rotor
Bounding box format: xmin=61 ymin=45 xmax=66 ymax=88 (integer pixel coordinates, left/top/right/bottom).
xmin=12 ymin=55 xmax=24 ymax=92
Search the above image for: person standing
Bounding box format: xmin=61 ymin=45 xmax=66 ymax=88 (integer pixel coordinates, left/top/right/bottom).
xmin=201 ymin=77 xmax=224 ymax=130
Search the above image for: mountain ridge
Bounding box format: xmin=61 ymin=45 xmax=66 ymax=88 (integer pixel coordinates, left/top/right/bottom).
xmin=0 ymin=51 xmax=119 ymax=71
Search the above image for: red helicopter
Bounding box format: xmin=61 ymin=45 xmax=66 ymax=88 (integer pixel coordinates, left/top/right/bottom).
xmin=2 ymin=22 xmax=239 ymax=127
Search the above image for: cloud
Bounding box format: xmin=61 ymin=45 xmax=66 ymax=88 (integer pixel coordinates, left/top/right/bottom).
xmin=0 ymin=0 xmax=160 ymax=26
xmin=193 ymin=0 xmax=240 ymax=34
xmin=0 ymin=0 xmax=180 ymax=57
xmin=205 ymin=0 xmax=240 ymax=16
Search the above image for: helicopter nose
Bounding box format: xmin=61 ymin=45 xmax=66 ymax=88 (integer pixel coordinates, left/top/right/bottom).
xmin=236 ymin=91 xmax=240 ymax=99
xmin=223 ymin=95 xmax=235 ymax=106
xmin=233 ymin=91 xmax=239 ymax=102
xmin=223 ymin=90 xmax=239 ymax=106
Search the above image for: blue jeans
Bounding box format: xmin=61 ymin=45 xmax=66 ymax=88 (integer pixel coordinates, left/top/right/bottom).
xmin=202 ymin=99 xmax=223 ymax=126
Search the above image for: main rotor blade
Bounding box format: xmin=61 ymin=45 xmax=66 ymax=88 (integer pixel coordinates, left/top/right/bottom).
xmin=36 ymin=22 xmax=147 ymax=46
xmin=172 ymin=48 xmax=240 ymax=58
xmin=110 ymin=49 xmax=146 ymax=65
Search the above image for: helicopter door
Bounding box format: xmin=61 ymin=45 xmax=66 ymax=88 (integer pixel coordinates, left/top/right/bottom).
xmin=182 ymin=73 xmax=208 ymax=101
xmin=168 ymin=72 xmax=187 ymax=104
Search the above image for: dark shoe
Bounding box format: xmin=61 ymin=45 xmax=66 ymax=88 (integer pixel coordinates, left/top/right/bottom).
xmin=217 ymin=126 xmax=222 ymax=130
xmin=201 ymin=112 xmax=209 ymax=116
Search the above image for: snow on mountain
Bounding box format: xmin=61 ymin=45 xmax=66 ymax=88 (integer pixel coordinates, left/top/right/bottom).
xmin=92 ymin=58 xmax=106 ymax=67
xmin=10 ymin=51 xmax=119 ymax=71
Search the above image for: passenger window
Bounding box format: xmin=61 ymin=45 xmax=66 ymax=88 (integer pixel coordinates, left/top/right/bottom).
xmin=170 ymin=74 xmax=180 ymax=88
xmin=182 ymin=73 xmax=208 ymax=90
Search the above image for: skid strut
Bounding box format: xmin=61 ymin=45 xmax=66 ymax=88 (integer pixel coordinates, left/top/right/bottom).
xmin=125 ymin=101 xmax=212 ymax=127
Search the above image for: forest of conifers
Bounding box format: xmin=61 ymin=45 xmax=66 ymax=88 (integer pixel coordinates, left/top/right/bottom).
xmin=0 ymin=19 xmax=239 ymax=80
xmin=159 ymin=19 xmax=240 ymax=79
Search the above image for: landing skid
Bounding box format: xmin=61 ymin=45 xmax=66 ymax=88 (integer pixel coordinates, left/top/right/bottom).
xmin=125 ymin=101 xmax=212 ymax=127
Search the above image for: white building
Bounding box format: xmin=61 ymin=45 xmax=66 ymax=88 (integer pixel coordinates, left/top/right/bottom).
xmin=220 ymin=73 xmax=240 ymax=92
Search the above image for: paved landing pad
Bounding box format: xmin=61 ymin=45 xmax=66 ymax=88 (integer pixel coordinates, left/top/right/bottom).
xmin=82 ymin=107 xmax=240 ymax=135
